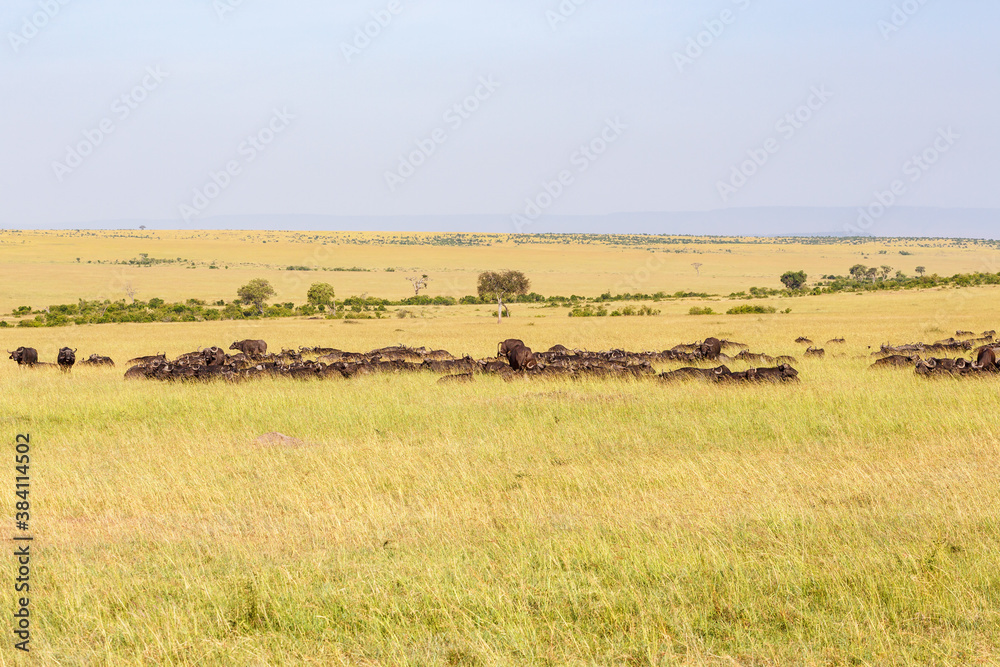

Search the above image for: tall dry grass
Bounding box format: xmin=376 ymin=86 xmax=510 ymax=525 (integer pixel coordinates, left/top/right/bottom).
xmin=1 ymin=290 xmax=999 ymax=664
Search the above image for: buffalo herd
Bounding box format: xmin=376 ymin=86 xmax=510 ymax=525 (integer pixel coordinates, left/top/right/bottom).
xmin=9 ymin=329 xmax=1000 ymax=383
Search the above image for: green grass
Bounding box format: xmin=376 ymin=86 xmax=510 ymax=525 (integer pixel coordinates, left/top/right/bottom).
xmin=2 ymin=355 xmax=999 ymax=664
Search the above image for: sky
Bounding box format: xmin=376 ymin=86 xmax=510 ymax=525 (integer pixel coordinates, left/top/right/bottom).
xmin=1 ymin=0 xmax=997 ymax=231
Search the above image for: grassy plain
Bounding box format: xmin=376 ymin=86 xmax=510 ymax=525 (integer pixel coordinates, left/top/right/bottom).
xmin=1 ymin=231 xmax=999 ymax=665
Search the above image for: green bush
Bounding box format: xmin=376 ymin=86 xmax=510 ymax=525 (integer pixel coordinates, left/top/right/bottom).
xmin=727 ymin=304 xmax=777 ymax=315
xmin=689 ymin=306 xmax=715 ymax=315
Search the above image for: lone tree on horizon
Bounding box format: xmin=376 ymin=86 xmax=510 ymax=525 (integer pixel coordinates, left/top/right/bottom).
xmin=408 ymin=275 xmax=429 ymax=295
xmin=780 ymin=270 xmax=807 ymax=290
xmin=477 ymin=270 xmax=530 ymax=324
xmin=915 ymin=266 xmax=926 ymax=277
xmin=691 ymin=262 xmax=703 ymax=276
xmin=237 ymin=278 xmax=275 ymax=315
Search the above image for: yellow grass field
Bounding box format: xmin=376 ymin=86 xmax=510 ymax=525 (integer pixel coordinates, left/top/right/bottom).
xmin=1 ymin=231 xmax=999 ymax=665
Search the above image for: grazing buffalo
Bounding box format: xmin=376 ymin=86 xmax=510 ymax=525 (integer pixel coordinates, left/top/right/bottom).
xmin=229 ymin=339 xmax=267 ymax=359
xmin=804 ymin=347 xmax=825 ymax=358
xmin=795 ymin=336 xmax=813 ymax=344
xmin=79 ymin=354 xmax=115 ymax=367
xmin=202 ymin=346 xmax=226 ymax=366
xmin=498 ymin=339 xmax=525 ymax=358
xmin=57 ymin=347 xmax=76 ymax=371
xmin=956 ymin=330 xmax=975 ymax=337
xmin=697 ymin=337 xmax=723 ymax=360
xmin=659 ymin=365 xmax=731 ymax=382
xmin=8 ymin=347 xmax=38 ymax=367
xmin=826 ymin=337 xmax=846 ymax=344
xmin=506 ymin=344 xmax=538 ymax=371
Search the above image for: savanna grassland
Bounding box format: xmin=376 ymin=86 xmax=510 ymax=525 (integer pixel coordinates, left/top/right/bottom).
xmin=1 ymin=231 xmax=1000 ymax=666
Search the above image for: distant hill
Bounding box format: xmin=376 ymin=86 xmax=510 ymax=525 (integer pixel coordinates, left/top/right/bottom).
xmin=15 ymin=207 xmax=1000 ymax=240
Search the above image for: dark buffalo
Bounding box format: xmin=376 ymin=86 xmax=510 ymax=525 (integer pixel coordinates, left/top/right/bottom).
xmin=79 ymin=354 xmax=115 ymax=367
xmin=8 ymin=347 xmax=38 ymax=367
xmin=202 ymin=346 xmax=226 ymax=366
xmin=717 ymin=364 xmax=799 ymax=383
xmin=57 ymin=347 xmax=76 ymax=371
xmin=752 ymin=364 xmax=800 ymax=382
xmin=697 ymin=337 xmax=722 ymax=360
xmin=975 ymin=347 xmax=1000 ymax=370
xmin=229 ymin=339 xmax=267 ymax=359
xmin=915 ymin=358 xmax=968 ymax=376
xmin=795 ymin=336 xmax=813 ymax=344
xmin=804 ymin=347 xmax=825 ymax=358
xmin=498 ymin=339 xmax=525 ymax=358
xmin=869 ymin=354 xmax=919 ymax=369
xmin=506 ymin=344 xmax=538 ymax=371
xmin=659 ymin=365 xmax=731 ymax=382
xmin=826 ymin=337 xmax=846 ymax=344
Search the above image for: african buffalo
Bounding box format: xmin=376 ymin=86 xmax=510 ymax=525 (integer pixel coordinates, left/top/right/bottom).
xmin=659 ymin=365 xmax=731 ymax=382
xmin=976 ymin=346 xmax=1000 ymax=370
xmin=202 ymin=346 xmax=226 ymax=366
xmin=8 ymin=347 xmax=38 ymax=367
xmin=506 ymin=344 xmax=538 ymax=371
xmin=57 ymin=347 xmax=76 ymax=371
xmin=869 ymin=354 xmax=920 ymax=369
xmin=126 ymin=353 xmax=166 ymax=365
xmin=498 ymin=339 xmax=525 ymax=358
xmin=229 ymin=339 xmax=267 ymax=359
xmin=795 ymin=336 xmax=813 ymax=344
xmin=697 ymin=337 xmax=723 ymax=360
xmin=79 ymin=354 xmax=115 ymax=367
xmin=804 ymin=347 xmax=825 ymax=358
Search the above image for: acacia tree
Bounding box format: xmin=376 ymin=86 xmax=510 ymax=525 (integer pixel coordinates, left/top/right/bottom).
xmin=237 ymin=278 xmax=275 ymax=315
xmin=780 ymin=270 xmax=807 ymax=290
xmin=915 ymin=266 xmax=926 ymax=277
xmin=477 ymin=270 xmax=530 ymax=324
xmin=307 ymin=282 xmax=336 ymax=312
xmin=691 ymin=262 xmax=703 ymax=276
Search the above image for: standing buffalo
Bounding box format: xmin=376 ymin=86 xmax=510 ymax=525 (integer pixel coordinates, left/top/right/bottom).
xmin=497 ymin=339 xmax=525 ymax=358
xmin=8 ymin=347 xmax=38 ymax=367
xmin=506 ymin=344 xmax=538 ymax=371
xmin=57 ymin=347 xmax=76 ymax=371
xmin=697 ymin=337 xmax=723 ymax=360
xmin=202 ymin=347 xmax=227 ymax=366
xmin=230 ymin=339 xmax=267 ymax=359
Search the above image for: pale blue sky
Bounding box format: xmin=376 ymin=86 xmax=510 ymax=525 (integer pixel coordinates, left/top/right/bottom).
xmin=1 ymin=0 xmax=997 ymax=230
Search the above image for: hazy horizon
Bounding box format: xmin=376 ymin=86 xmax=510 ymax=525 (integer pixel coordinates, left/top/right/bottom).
xmin=2 ymin=1 xmax=997 ymax=234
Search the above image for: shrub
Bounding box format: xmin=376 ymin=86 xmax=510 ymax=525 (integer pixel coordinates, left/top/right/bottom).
xmin=727 ymin=304 xmax=777 ymax=315
xmin=689 ymin=306 xmax=715 ymax=315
